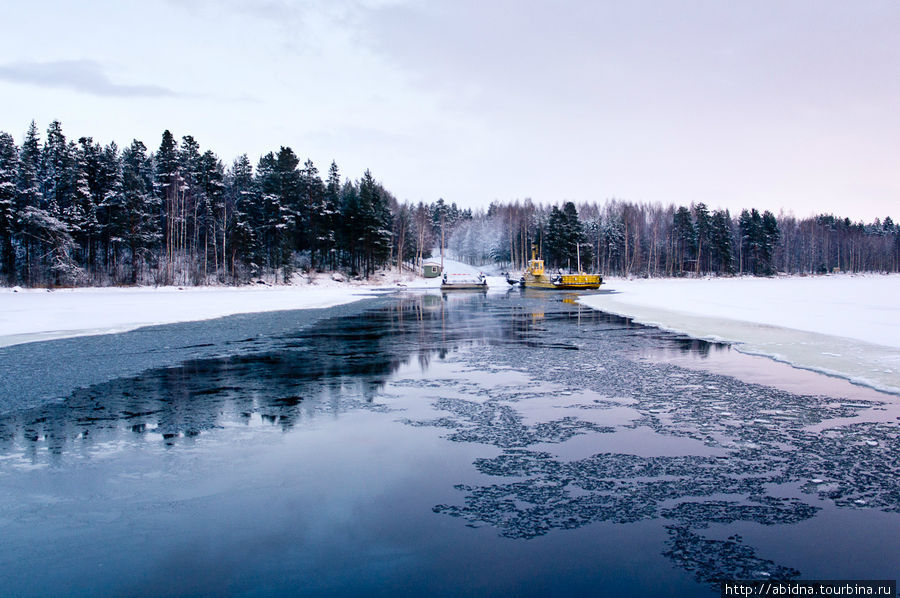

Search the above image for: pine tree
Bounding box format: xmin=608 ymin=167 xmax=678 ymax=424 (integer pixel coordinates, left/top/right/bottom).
xmin=197 ymin=150 xmax=224 ymax=280
xmin=40 ymin=121 xmax=71 ymax=217
xmin=225 ymin=154 xmax=255 ymax=280
xmin=0 ymin=132 xmax=19 ymax=282
xmin=673 ymin=206 xmax=696 ymax=274
xmin=155 ymin=130 xmax=179 ymax=284
xmin=692 ymin=202 xmax=711 ymax=274
xmin=255 ymin=151 xmax=295 ymax=280
xmin=301 ymin=158 xmax=327 ymax=269
xmin=338 ymin=180 xmax=360 ymax=273
xmin=121 ymin=140 xmax=159 ymax=283
xmin=710 ymin=210 xmax=735 ymax=274
xmin=760 ymin=210 xmax=780 ymax=275
xmin=17 ymin=122 xmax=46 ymax=284
xmin=545 ymin=205 xmax=566 ymax=267
xmin=739 ymin=208 xmax=766 ymax=275
xmin=562 ymin=201 xmax=590 ymax=270
xmin=358 ymin=169 xmax=392 ymax=277
xmin=320 ymin=160 xmax=341 ymax=270
xmin=600 ymin=215 xmax=624 ymax=275
xmin=71 ymin=138 xmax=101 ymax=276
xmin=179 ymin=135 xmax=202 ymax=281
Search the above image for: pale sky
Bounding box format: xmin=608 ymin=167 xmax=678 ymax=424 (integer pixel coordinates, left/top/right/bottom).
xmin=1 ymin=0 xmax=897 ymax=221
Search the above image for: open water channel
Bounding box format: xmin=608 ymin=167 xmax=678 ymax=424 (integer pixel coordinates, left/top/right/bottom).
xmin=0 ymin=290 xmax=897 ymax=596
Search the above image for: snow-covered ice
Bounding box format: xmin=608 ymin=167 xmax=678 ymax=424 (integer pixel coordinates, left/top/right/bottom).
xmin=579 ymin=274 xmax=900 ymax=394
xmin=0 ymin=258 xmax=510 ymax=348
xmin=0 ymin=285 xmax=379 ymax=348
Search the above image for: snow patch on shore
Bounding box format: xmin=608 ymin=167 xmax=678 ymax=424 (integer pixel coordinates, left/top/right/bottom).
xmin=0 ymin=284 xmax=380 ymax=348
xmin=579 ymin=274 xmax=900 ymax=394
xmin=0 ymin=255 xmax=516 ymax=348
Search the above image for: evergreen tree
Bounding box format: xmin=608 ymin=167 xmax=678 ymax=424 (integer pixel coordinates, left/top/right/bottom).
xmin=600 ymin=215 xmax=624 ymax=275
xmin=673 ymin=206 xmax=696 ymax=274
xmin=255 ymin=151 xmax=295 ymax=280
xmin=338 ymin=180 xmax=360 ymax=273
xmin=357 ymin=169 xmax=392 ymax=277
xmin=760 ymin=210 xmax=779 ymax=275
xmin=121 ymin=140 xmax=159 ymax=283
xmin=692 ymin=202 xmax=711 ymax=273
xmin=40 ymin=120 xmax=72 ymax=217
xmin=319 ymin=160 xmax=341 ymax=269
xmin=225 ymin=154 xmax=255 ymax=279
xmin=545 ymin=205 xmax=566 ymax=267
xmin=301 ymin=158 xmax=327 ymax=268
xmin=710 ymin=209 xmax=735 ymax=274
xmin=0 ymin=132 xmax=18 ymax=281
xmin=739 ymin=209 xmax=766 ymax=274
xmin=196 ymin=150 xmax=225 ymax=280
xmin=71 ymin=138 xmax=101 ymax=274
xmin=17 ymin=121 xmax=47 ymax=284
xmin=562 ymin=201 xmax=590 ymax=270
xmin=179 ymin=135 xmax=202 ymax=280
xmin=155 ymin=130 xmax=179 ymax=283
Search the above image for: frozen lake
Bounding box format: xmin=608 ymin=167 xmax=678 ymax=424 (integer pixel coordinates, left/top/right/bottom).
xmin=0 ymin=291 xmax=897 ymax=597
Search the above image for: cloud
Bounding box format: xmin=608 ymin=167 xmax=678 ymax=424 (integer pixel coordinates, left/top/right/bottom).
xmin=0 ymin=60 xmax=178 ymax=98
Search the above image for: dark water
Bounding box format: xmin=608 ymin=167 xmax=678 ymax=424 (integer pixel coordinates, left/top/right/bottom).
xmin=0 ymin=291 xmax=898 ymax=597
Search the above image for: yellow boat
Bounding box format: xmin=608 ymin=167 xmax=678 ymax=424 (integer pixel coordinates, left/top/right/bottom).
xmin=510 ymin=246 xmax=602 ymax=290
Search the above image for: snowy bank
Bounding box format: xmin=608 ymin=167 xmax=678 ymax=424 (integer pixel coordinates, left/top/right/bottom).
xmin=0 ymin=256 xmax=513 ymax=348
xmin=0 ymin=284 xmax=383 ymax=348
xmin=579 ymin=274 xmax=900 ymax=394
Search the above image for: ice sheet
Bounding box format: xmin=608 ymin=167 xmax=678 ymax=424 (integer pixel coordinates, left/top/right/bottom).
xmin=579 ymin=275 xmax=900 ymax=394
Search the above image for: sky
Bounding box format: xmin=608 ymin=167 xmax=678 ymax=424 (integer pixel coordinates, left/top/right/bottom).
xmin=0 ymin=0 xmax=897 ymax=221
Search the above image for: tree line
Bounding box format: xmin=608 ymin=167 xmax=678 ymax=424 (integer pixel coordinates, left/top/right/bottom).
xmin=0 ymin=121 xmax=398 ymax=286
xmin=449 ymin=200 xmax=898 ymax=276
xmin=450 ymin=200 xmax=900 ymax=276
xmin=1 ymin=121 xmax=897 ymax=287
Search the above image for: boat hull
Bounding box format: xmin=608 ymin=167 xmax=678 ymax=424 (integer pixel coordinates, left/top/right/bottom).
xmin=520 ymin=272 xmax=602 ymax=290
xmin=440 ymin=283 xmax=488 ymax=291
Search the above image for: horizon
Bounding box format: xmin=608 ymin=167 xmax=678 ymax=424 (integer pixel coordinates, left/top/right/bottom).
xmin=2 ymin=1 xmax=898 ymax=221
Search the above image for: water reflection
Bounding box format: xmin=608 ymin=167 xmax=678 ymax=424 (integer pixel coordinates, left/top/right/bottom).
xmin=0 ymin=293 xmax=726 ymax=462
xmin=1 ymin=291 xmax=895 ymax=596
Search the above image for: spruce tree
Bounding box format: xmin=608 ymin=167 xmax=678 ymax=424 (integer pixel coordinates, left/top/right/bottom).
xmin=0 ymin=132 xmax=19 ymax=281
xmin=358 ymin=169 xmax=390 ymax=277
xmin=196 ymin=150 xmax=224 ymax=280
xmin=255 ymin=151 xmax=295 ymax=280
xmin=155 ymin=130 xmax=179 ymax=283
xmin=760 ymin=210 xmax=779 ymax=275
xmin=225 ymin=154 xmax=255 ymax=279
xmin=40 ymin=121 xmax=71 ymax=217
xmin=121 ymin=140 xmax=158 ymax=283
xmin=673 ymin=206 xmax=696 ymax=274
xmin=562 ymin=201 xmax=589 ymax=270
xmin=692 ymin=202 xmax=711 ymax=273
xmin=320 ymin=161 xmax=341 ymax=270
xmin=710 ymin=210 xmax=735 ymax=274
xmin=545 ymin=205 xmax=566 ymax=268
xmin=70 ymin=138 xmax=101 ymax=275
xmin=339 ymin=180 xmax=361 ymax=273
xmin=17 ymin=122 xmax=47 ymax=283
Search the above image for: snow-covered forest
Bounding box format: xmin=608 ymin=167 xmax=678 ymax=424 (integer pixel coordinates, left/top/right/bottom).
xmin=0 ymin=121 xmax=897 ymax=287
xmin=460 ymin=200 xmax=900 ymax=276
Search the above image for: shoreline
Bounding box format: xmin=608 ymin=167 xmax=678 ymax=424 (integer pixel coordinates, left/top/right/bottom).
xmin=578 ymin=274 xmax=900 ymax=395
